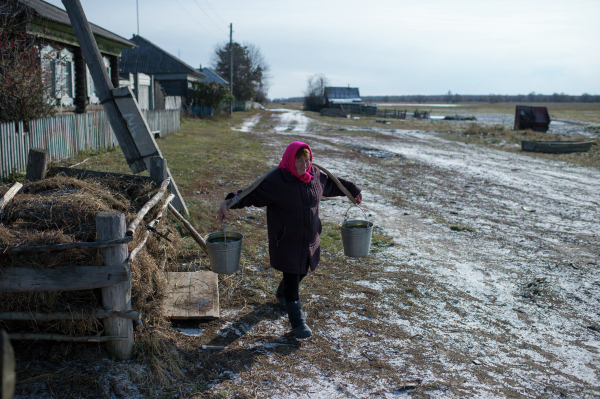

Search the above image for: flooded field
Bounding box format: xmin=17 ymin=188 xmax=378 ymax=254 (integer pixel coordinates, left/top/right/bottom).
xmin=204 ymin=108 xmax=600 ymax=398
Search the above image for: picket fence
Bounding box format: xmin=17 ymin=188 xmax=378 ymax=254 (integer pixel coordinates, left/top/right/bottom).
xmin=0 ymin=110 xmax=180 ymax=181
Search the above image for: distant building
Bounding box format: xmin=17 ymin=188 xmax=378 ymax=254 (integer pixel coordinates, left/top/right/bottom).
xmin=324 ymin=87 xmax=362 ymax=108
xmin=13 ymin=0 xmax=134 ymax=112
xmin=198 ymin=66 xmax=229 ymax=85
xmin=119 ymin=36 xmax=206 ymax=110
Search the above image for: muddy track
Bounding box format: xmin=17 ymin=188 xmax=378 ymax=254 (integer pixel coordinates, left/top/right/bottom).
xmin=226 ymin=109 xmax=600 ymax=398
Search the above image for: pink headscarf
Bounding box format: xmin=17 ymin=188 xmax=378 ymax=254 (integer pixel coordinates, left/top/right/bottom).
xmin=277 ymin=141 xmax=313 ymax=183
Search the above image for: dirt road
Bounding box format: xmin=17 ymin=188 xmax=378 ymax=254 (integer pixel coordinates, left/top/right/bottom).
xmin=227 ymin=109 xmax=600 ymax=398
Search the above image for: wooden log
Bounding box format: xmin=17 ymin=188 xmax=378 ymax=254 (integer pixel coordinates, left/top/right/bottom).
xmin=3 ymin=236 xmax=133 ymax=254
xmin=61 ymin=0 xmax=145 ymax=173
xmin=127 ymin=193 xmax=174 ymax=264
xmin=62 ymin=0 xmax=190 ymax=216
xmin=226 ymin=166 xmax=278 ymax=210
xmin=25 ymin=148 xmax=48 ymax=182
xmin=97 ymin=212 xmax=134 ymax=360
xmin=7 ymin=333 xmax=127 ymax=342
xmin=0 ymin=309 xmax=141 ymax=321
xmin=313 ymin=163 xmax=357 ymax=205
xmin=0 ymin=266 xmax=128 ymax=293
xmin=127 ymin=230 xmax=149 ymax=264
xmin=1 ymin=330 xmax=15 ymax=399
xmin=149 ymin=156 xmax=168 ymax=186
xmin=0 ymin=182 xmax=22 ymax=217
xmin=126 ymin=178 xmax=170 ymax=236
xmin=168 ymin=204 xmax=208 ymax=253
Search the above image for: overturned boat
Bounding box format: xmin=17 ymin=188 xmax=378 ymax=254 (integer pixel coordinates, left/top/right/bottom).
xmin=521 ymin=140 xmax=593 ymax=153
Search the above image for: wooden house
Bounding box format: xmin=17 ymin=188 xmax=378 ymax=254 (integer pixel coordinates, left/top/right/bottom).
xmin=14 ymin=0 xmax=135 ymax=113
xmin=119 ymin=36 xmax=206 ymax=110
xmin=324 ymin=87 xmax=362 ymax=108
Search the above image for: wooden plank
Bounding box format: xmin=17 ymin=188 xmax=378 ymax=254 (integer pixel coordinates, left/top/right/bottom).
xmin=112 ymin=88 xmax=189 ymax=216
xmin=4 ymin=236 xmax=133 ymax=254
xmin=61 ymin=0 xmax=145 ymax=173
xmin=97 ymin=212 xmax=134 ymax=360
xmin=0 ymin=266 xmax=128 ymax=293
xmin=163 ymin=272 xmax=219 ymax=319
xmin=27 ymin=148 xmax=48 ymax=182
xmin=0 ymin=183 xmax=22 ymax=215
xmin=0 ymin=309 xmax=141 ymax=321
xmin=7 ymin=333 xmax=127 ymax=342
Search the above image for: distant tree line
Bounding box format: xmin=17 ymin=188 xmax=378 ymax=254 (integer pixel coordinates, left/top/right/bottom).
xmin=274 ymin=92 xmax=600 ymax=104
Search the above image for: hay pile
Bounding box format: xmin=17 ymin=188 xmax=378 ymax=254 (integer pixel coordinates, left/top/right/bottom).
xmin=0 ymin=173 xmax=186 ymax=336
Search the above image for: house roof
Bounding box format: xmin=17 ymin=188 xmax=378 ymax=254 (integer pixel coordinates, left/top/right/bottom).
xmin=20 ymin=0 xmax=134 ymax=47
xmin=120 ymin=36 xmax=205 ymax=78
xmin=199 ymin=67 xmax=229 ymax=85
xmin=324 ymin=87 xmax=361 ymax=100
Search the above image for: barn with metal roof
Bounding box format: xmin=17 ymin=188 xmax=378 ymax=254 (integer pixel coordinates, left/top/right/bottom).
xmin=198 ymin=67 xmax=229 ymax=85
xmin=324 ymin=87 xmax=362 ymax=108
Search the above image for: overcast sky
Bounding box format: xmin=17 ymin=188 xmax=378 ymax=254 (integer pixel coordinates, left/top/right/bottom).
xmin=45 ymin=0 xmax=600 ymax=99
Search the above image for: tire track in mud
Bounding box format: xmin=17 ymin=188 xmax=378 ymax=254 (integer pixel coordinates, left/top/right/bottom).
xmin=243 ymin=109 xmax=600 ymax=397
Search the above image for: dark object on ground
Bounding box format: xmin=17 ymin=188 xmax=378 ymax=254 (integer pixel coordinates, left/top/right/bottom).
xmin=444 ymin=115 xmax=477 ymax=121
xmin=376 ymin=120 xmax=391 ymax=124
xmin=413 ymin=110 xmax=430 ymax=119
xmin=514 ymin=106 xmax=550 ymax=132
xmin=320 ymin=108 xmax=350 ymax=118
xmin=521 ymin=140 xmax=593 ymax=153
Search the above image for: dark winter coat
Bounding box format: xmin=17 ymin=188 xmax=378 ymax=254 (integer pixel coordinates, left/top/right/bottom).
xmin=226 ymin=165 xmax=361 ymax=274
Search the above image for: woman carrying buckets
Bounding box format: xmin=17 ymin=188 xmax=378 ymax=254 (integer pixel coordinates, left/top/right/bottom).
xmin=217 ymin=141 xmax=362 ymax=339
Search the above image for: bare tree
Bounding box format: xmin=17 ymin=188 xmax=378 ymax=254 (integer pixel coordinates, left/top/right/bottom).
xmin=246 ymin=43 xmax=270 ymax=103
xmin=303 ymin=74 xmax=328 ymax=112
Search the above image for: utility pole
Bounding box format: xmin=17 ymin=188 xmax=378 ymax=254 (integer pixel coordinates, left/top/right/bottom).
xmin=136 ymin=0 xmax=139 ymax=36
xmin=229 ymin=23 xmax=233 ymax=116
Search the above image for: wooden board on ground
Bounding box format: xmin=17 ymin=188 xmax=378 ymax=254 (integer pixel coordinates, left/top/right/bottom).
xmin=164 ymin=272 xmax=219 ymax=319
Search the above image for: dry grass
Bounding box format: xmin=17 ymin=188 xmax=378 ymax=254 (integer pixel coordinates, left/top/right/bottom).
xmin=0 ymin=173 xmax=190 ymax=349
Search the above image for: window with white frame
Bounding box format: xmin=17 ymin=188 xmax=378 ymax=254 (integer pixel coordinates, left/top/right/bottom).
xmin=86 ymin=56 xmax=111 ymax=105
xmin=40 ymin=45 xmax=75 ymax=106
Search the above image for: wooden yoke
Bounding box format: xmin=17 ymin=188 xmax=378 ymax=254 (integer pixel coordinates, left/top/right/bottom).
xmin=226 ymin=164 xmax=357 ymax=210
xmin=61 ymin=0 xmax=189 ymax=216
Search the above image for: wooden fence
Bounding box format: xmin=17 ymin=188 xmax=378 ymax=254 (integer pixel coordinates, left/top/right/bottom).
xmin=376 ymin=109 xmax=407 ymax=119
xmin=0 ymin=110 xmax=180 ymax=182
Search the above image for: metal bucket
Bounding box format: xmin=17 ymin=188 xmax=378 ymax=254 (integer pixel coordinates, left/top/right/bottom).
xmin=339 ymin=205 xmax=373 ymax=258
xmin=204 ymin=225 xmax=244 ymax=274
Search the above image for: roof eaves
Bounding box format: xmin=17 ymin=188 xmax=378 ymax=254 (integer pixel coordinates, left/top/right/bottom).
xmin=21 ymin=0 xmax=134 ymax=47
xmin=133 ymin=35 xmax=205 ymax=78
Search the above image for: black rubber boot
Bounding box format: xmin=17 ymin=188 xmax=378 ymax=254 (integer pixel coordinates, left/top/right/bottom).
xmin=286 ymin=300 xmax=312 ymax=339
xmin=275 ymin=279 xmax=286 ymax=310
